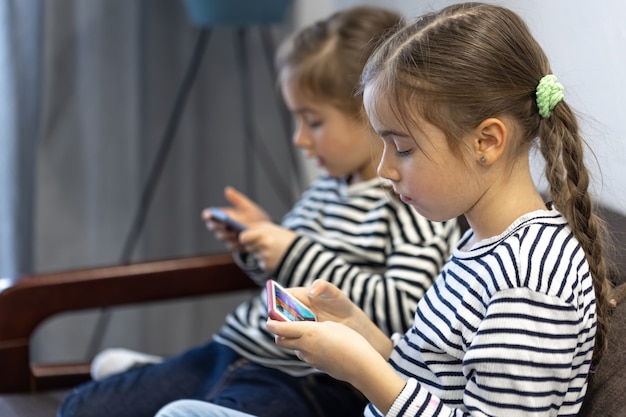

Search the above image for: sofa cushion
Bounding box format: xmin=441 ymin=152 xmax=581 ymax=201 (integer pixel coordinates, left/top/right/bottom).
xmin=578 ymin=294 xmax=626 ymax=416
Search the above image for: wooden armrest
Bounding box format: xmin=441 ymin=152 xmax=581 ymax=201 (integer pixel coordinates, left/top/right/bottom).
xmin=0 ymin=253 xmax=257 ymax=393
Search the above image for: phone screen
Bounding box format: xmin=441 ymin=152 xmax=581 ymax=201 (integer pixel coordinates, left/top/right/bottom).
xmin=267 ymin=280 xmax=317 ymax=322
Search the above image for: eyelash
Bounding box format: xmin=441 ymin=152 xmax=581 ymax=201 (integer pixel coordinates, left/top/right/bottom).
xmin=382 ymin=137 xmax=414 ymax=157
xmin=395 ymin=148 xmax=412 ymax=157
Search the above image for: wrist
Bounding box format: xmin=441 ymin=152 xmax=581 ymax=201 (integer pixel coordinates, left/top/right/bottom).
xmin=352 ymin=351 xmax=406 ymax=414
xmin=273 ymin=234 xmax=305 ymax=279
xmin=354 ymin=310 xmax=393 ymax=359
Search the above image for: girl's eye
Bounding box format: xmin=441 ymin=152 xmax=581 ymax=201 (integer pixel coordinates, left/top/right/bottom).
xmin=389 ymin=137 xmax=414 ymax=157
xmin=381 ymin=137 xmax=414 ymax=157
xmin=307 ymin=120 xmax=322 ymax=129
xmin=395 ymin=148 xmax=413 ymax=157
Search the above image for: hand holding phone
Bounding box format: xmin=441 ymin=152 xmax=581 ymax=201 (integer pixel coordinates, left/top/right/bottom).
xmin=266 ymin=280 xmax=317 ymax=322
xmin=208 ymin=207 xmax=247 ymax=233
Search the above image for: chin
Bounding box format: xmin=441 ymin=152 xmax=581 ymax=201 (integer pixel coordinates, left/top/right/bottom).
xmin=412 ymin=204 xmax=452 ymax=223
xmin=325 ymin=168 xmax=346 ymax=178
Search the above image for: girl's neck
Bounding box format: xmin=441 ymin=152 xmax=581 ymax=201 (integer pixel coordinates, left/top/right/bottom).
xmin=465 ymin=166 xmax=546 ymax=245
xmin=348 ymin=161 xmax=379 ymax=185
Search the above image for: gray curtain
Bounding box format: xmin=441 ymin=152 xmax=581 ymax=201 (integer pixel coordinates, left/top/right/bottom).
xmin=0 ymin=0 xmax=41 ymax=280
xmin=1 ymin=0 xmax=302 ymax=363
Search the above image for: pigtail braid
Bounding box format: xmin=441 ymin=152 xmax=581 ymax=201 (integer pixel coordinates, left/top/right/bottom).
xmin=539 ymin=102 xmax=613 ymax=366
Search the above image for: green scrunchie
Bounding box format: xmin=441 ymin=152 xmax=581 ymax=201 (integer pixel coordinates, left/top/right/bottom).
xmin=536 ymin=74 xmax=564 ymax=118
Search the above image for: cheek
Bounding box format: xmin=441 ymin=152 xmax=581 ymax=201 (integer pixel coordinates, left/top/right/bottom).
xmin=320 ymin=133 xmax=358 ymax=158
xmin=313 ymin=134 xmax=334 ymax=155
xmin=423 ymin=161 xmax=463 ymax=189
xmin=405 ymin=158 xmax=452 ymax=195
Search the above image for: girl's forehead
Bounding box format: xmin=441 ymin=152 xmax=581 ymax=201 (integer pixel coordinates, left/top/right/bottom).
xmin=362 ymin=84 xmax=384 ymax=118
xmin=363 ymin=84 xmax=403 ymax=129
xmin=282 ymin=76 xmax=322 ymax=106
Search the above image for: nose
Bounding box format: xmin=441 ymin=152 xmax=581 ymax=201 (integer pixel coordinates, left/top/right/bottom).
xmin=292 ymin=121 xmax=311 ymax=149
xmin=377 ymin=146 xmax=399 ymax=182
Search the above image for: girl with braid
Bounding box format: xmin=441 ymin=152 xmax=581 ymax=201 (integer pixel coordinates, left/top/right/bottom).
xmin=156 ymin=2 xmax=619 ymax=417
xmin=266 ymin=3 xmax=617 ymax=416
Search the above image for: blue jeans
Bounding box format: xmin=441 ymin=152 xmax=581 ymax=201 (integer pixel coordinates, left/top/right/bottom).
xmin=57 ymin=341 xmax=366 ymax=417
xmin=157 ymin=400 xmax=256 ymax=417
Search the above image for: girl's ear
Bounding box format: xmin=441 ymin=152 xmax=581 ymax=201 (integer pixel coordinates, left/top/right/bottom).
xmin=473 ymin=118 xmax=507 ymax=166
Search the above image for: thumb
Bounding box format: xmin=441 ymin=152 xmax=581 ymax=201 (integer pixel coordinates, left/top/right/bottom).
xmin=307 ymin=280 xmax=342 ymax=300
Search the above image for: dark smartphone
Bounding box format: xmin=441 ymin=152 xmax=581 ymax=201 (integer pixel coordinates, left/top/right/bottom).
xmin=208 ymin=207 xmax=247 ymax=233
xmin=266 ymin=280 xmax=317 ymax=322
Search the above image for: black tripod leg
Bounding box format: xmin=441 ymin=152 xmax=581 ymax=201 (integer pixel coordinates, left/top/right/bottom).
xmin=85 ymin=27 xmax=212 ymax=360
xmin=234 ymin=27 xmax=257 ymax=201
xmin=260 ymin=27 xmax=303 ymax=193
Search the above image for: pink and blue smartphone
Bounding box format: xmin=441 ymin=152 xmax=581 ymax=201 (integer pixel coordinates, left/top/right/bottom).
xmin=266 ymin=280 xmax=317 ymax=322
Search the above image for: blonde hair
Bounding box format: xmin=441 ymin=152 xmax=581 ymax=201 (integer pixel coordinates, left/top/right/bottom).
xmin=361 ymin=2 xmax=613 ymax=365
xmin=276 ymin=6 xmax=403 ymax=119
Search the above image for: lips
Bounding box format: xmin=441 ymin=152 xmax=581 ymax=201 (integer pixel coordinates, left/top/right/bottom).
xmin=394 ymin=190 xmax=411 ymax=204
xmin=401 ymin=195 xmax=414 ymax=204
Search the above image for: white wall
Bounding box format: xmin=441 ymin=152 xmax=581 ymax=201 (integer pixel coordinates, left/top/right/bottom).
xmin=498 ymin=0 xmax=626 ymax=214
xmin=295 ymin=0 xmax=626 ymax=214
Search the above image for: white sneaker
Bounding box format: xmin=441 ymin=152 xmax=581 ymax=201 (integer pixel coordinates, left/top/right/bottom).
xmin=90 ymin=348 xmax=164 ymax=380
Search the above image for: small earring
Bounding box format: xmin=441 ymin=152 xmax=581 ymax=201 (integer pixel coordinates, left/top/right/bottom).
xmin=479 ymin=155 xmax=487 ymax=164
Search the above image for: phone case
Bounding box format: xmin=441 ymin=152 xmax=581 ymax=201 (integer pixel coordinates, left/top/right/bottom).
xmin=266 ymin=280 xmax=317 ymax=322
xmin=208 ymin=207 xmax=247 ymax=233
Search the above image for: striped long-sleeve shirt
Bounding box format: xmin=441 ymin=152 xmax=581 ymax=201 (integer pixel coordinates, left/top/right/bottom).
xmin=214 ymin=175 xmax=461 ymax=376
xmin=366 ymin=207 xmax=596 ymax=417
